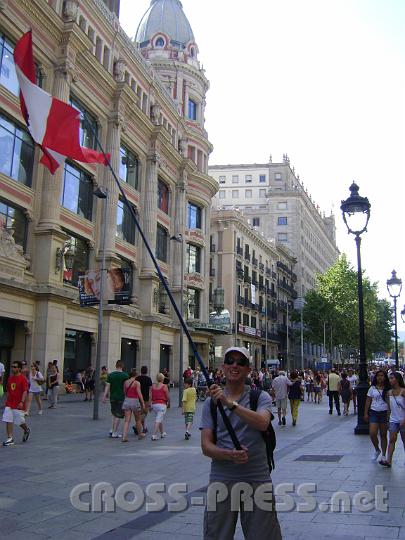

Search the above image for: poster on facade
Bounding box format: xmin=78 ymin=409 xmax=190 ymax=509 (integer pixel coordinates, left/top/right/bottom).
xmin=78 ymin=268 xmax=132 ymax=306
xmin=251 ymin=284 xmax=256 ymax=305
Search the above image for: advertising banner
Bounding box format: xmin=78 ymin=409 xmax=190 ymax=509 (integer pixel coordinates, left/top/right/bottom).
xmin=78 ymin=268 xmax=132 ymax=307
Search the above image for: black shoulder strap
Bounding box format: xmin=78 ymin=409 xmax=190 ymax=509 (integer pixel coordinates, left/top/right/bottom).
xmin=210 ymin=398 xmax=218 ymax=444
xmin=249 ymin=389 xmax=262 ymax=411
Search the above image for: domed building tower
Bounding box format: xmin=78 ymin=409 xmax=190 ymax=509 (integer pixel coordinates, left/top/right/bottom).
xmin=135 ymin=0 xmax=209 ymax=138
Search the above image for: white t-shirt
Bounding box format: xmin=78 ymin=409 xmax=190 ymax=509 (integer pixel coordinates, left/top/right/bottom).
xmin=0 ymin=362 xmax=4 ymax=377
xmin=347 ymin=375 xmax=358 ymax=389
xmin=367 ymin=386 xmax=388 ymax=412
xmin=29 ymin=371 xmax=44 ymax=393
xmin=272 ymin=375 xmax=292 ymax=400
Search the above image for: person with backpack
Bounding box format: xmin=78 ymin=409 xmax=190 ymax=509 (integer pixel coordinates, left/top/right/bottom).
xmin=200 ymin=346 xmax=281 ymax=540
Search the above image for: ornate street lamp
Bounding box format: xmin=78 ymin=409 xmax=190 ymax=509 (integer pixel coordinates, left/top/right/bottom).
xmin=341 ymin=182 xmax=371 ymax=435
xmin=387 ymin=270 xmax=402 ymax=370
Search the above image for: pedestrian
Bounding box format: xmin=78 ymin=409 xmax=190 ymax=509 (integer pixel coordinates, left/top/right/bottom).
xmin=314 ymin=373 xmax=322 ymax=404
xmin=340 ymin=372 xmax=352 ymax=416
xmin=151 ymin=373 xmax=170 ymax=441
xmin=26 ymin=363 xmax=44 ymax=415
xmin=327 ymin=368 xmax=341 ymax=415
xmin=200 ymin=346 xmax=281 ymax=540
xmin=136 ymin=366 xmax=153 ymax=434
xmin=347 ymin=368 xmax=358 ymax=413
xmin=102 ymin=360 xmax=129 ymax=438
xmin=47 ymin=364 xmax=59 ymax=409
xmin=44 ymin=361 xmax=53 ymax=400
xmin=379 ymin=372 xmax=405 ymax=467
xmin=271 ymin=370 xmax=292 ymax=426
xmin=2 ymin=361 xmax=31 ymax=446
xmin=288 ymin=371 xmax=303 ymax=426
xmin=183 ymin=366 xmax=193 ymax=381
xmin=122 ymin=369 xmax=146 ymax=443
xmin=305 ymin=372 xmax=314 ymax=402
xmin=182 ymin=377 xmax=196 ymax=440
xmin=83 ymin=364 xmax=95 ymax=401
xmin=364 ymin=369 xmax=390 ymax=462
xmin=100 ymin=366 xmax=109 ymax=393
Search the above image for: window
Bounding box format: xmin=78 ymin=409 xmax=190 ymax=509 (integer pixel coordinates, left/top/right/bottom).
xmin=219 ymin=176 xmax=226 ymax=184
xmin=232 ymin=190 xmax=239 ymax=199
xmin=188 ymin=99 xmax=197 ymax=121
xmin=251 ymin=316 xmax=257 ymax=329
xmin=277 ymin=233 xmax=288 ymax=242
xmin=186 ymin=288 xmax=200 ymax=320
xmin=63 ymin=233 xmax=89 ymax=286
xmin=187 ymin=202 xmax=202 ymax=229
xmin=278 ymin=217 xmax=288 ymax=225
xmin=116 ymin=200 xmax=136 ymax=245
xmin=232 ymin=175 xmax=239 ymax=184
xmin=69 ymin=96 xmax=98 ymax=150
xmin=219 ymin=190 xmax=226 ymax=199
xmin=259 ymin=189 xmax=266 ymax=198
xmin=245 ymin=175 xmax=252 ymax=183
xmin=156 ymin=224 xmax=168 ymax=262
xmin=119 ymin=145 xmax=139 ymax=189
xmin=0 ymin=34 xmax=19 ymax=95
xmin=259 ymin=175 xmax=266 ymax=183
xmin=0 ymin=114 xmax=34 ymax=186
xmin=61 ymin=163 xmax=93 ymax=221
xmin=186 ymin=244 xmax=201 ymax=273
xmin=0 ymin=199 xmax=27 ymax=249
xmin=245 ymin=189 xmax=252 ymax=198
xmin=157 ymin=179 xmax=170 ymax=214
xmin=252 ymin=217 xmax=260 ymax=227
xmin=243 ymin=313 xmax=249 ymax=326
xmin=277 ymin=201 xmax=288 ymax=210
xmin=275 ymin=172 xmax=282 ymax=181
xmin=155 ymin=37 xmax=165 ymax=47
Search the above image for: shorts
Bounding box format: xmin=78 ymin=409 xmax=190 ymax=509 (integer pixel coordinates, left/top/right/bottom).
xmin=389 ymin=421 xmax=405 ymax=433
xmin=369 ymin=410 xmax=388 ymax=424
xmin=275 ymin=398 xmax=288 ymax=410
xmin=152 ymin=403 xmax=167 ymax=423
xmin=184 ymin=412 xmax=194 ymax=424
xmin=122 ymin=398 xmax=141 ymax=412
xmin=314 ymin=386 xmax=321 ymax=394
xmin=110 ymin=400 xmax=124 ymax=419
xmin=85 ymin=380 xmax=95 ymax=391
xmin=2 ymin=406 xmax=25 ymax=426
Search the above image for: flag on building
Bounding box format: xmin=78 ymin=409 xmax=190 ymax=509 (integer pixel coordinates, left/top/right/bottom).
xmin=13 ymin=31 xmax=109 ymax=174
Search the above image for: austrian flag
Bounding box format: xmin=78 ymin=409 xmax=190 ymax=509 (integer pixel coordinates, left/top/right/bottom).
xmin=14 ymin=31 xmax=109 ymax=174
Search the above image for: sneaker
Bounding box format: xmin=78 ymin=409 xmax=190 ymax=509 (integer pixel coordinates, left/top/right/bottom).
xmin=161 ymin=432 xmax=167 ymax=439
xmin=329 ymin=410 xmax=332 ymax=415
xmin=22 ymin=428 xmax=31 ymax=443
xmin=282 ymin=417 xmax=286 ymax=426
xmin=38 ymin=410 xmax=43 ymax=415
xmin=371 ymin=449 xmax=380 ymax=461
xmin=185 ymin=432 xmax=190 ymax=440
xmin=111 ymin=433 xmax=121 ymax=439
xmin=151 ymin=435 xmax=158 ymax=441
xmin=2 ymin=438 xmax=14 ymax=447
xmin=379 ymin=459 xmax=391 ymax=467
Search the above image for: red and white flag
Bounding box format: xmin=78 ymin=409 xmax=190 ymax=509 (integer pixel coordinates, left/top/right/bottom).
xmin=13 ymin=31 xmax=109 ymax=174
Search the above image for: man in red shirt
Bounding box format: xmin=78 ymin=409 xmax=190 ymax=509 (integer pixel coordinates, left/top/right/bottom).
xmin=2 ymin=361 xmax=31 ymax=446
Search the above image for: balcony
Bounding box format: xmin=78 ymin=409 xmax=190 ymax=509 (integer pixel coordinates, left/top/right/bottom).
xmin=265 ymin=267 xmax=271 ymax=276
xmin=272 ymin=271 xmax=277 ymax=280
xmin=292 ymin=272 xmax=298 ymax=282
xmin=236 ymin=246 xmax=243 ymax=256
xmin=210 ymin=268 xmax=216 ymax=277
xmin=259 ymin=284 xmax=266 ymax=292
xmin=244 ymin=252 xmax=251 ymax=262
xmin=278 ymin=300 xmax=288 ymax=311
xmin=259 ymin=263 xmax=265 ymax=273
xmin=244 ymin=275 xmax=252 ymax=284
xmin=252 ymin=257 xmax=258 ymax=267
xmin=236 ymin=268 xmax=244 ymax=280
xmin=210 ymin=244 xmax=216 ymax=253
xmin=237 ymin=295 xmax=244 ymax=305
xmin=252 ymin=279 xmax=259 ymax=287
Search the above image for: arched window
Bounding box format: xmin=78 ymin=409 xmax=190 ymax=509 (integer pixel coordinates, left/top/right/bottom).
xmin=190 ymin=47 xmax=195 ymax=58
xmin=155 ymin=37 xmax=165 ymax=48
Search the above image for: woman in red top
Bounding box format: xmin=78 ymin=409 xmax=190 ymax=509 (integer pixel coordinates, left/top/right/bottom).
xmin=122 ymin=369 xmax=146 ymax=442
xmin=151 ymin=373 xmax=170 ymax=441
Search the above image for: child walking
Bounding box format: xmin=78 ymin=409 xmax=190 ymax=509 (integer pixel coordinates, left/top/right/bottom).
xmin=182 ymin=377 xmax=196 ymax=440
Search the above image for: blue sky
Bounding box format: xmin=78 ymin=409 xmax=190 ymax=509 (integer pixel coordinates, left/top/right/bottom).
xmin=120 ymin=0 xmax=405 ymax=328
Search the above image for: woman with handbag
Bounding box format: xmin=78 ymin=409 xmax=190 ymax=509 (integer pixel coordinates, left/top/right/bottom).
xmin=122 ymin=369 xmax=146 ymax=443
xmin=26 ymin=363 xmax=44 ymax=415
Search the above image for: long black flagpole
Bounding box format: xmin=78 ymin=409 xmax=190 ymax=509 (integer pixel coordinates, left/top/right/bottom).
xmin=87 ymin=118 xmax=242 ymax=450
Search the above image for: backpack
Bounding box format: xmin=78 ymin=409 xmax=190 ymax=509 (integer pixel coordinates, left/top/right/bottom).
xmin=210 ymin=389 xmax=276 ymax=473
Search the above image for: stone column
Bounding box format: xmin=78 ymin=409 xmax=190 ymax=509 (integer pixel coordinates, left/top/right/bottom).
xmin=171 ymin=169 xmax=186 ymax=290
xmin=140 ymin=150 xmax=159 ymax=275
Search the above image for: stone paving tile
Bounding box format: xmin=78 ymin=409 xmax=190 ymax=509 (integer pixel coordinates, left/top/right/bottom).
xmin=334 ymin=524 xmax=400 ymax=538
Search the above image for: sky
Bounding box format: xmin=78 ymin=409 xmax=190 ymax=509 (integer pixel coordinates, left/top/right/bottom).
xmin=120 ymin=0 xmax=405 ymax=329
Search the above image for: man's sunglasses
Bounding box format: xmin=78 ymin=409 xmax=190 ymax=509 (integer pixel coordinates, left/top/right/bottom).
xmin=11 ymin=365 xmax=19 ymax=369
xmin=224 ymin=357 xmax=249 ymax=367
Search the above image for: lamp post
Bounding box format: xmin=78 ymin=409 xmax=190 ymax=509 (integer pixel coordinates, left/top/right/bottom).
xmin=93 ymin=187 xmax=108 ymax=421
xmin=387 ymin=270 xmax=402 ymax=370
xmin=170 ymin=233 xmax=184 ymax=407
xmin=341 ymin=182 xmax=371 ymax=435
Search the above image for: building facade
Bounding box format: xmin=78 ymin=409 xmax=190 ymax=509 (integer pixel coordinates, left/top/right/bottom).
xmin=210 ymin=209 xmax=297 ymax=369
xmin=209 ymin=156 xmax=339 ymax=299
xmin=0 ymin=0 xmax=217 ymax=384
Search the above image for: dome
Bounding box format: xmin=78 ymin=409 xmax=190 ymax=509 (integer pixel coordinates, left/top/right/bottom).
xmin=135 ymin=0 xmax=195 ymax=48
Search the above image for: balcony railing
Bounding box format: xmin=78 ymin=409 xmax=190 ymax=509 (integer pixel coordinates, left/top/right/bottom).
xmin=272 ymin=271 xmax=277 ymax=280
xmin=252 ymin=257 xmax=258 ymax=267
xmin=278 ymin=300 xmax=288 ymax=311
xmin=244 ymin=275 xmax=252 ymax=284
xmin=236 ymin=269 xmax=244 ymax=280
xmin=244 ymin=252 xmax=251 ymax=262
xmin=259 ymin=263 xmax=265 ymax=272
xmin=210 ymin=244 xmax=216 ymax=253
xmin=252 ymin=279 xmax=259 ymax=287
xmin=265 ymin=267 xmax=271 ymax=276
xmin=237 ymin=295 xmax=244 ymax=305
xmin=236 ymin=246 xmax=243 ymax=256
xmin=210 ymin=268 xmax=216 ymax=277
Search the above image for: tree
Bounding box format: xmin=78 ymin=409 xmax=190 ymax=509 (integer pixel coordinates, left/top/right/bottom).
xmin=303 ymin=255 xmax=393 ymax=358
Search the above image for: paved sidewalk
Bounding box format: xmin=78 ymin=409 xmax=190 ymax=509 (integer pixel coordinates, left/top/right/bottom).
xmin=0 ymin=394 xmax=404 ymax=539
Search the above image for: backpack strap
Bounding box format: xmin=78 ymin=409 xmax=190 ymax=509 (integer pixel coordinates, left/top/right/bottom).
xmin=249 ymin=389 xmax=262 ymax=411
xmin=210 ymin=398 xmax=218 ymax=444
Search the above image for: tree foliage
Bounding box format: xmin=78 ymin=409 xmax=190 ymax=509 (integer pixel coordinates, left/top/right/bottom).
xmin=303 ymin=255 xmax=393 ymax=358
